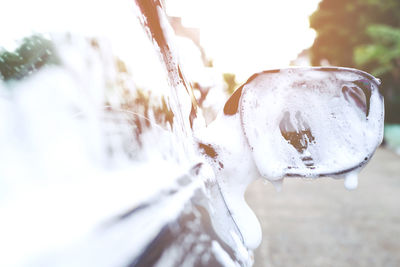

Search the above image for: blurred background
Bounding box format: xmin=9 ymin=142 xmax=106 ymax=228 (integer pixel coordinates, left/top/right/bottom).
xmin=0 ymin=0 xmax=399 ymax=266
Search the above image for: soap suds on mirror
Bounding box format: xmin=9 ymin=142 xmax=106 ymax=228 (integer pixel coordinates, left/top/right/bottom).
xmin=239 ymin=68 xmax=384 ymax=187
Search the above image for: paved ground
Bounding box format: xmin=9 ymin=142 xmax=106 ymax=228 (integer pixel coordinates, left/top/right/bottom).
xmin=246 ymin=148 xmax=400 ymax=267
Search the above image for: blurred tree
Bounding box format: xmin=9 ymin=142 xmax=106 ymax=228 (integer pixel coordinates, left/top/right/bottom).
xmin=310 ymin=0 xmax=400 ymax=123
xmin=0 ymin=35 xmax=59 ymax=82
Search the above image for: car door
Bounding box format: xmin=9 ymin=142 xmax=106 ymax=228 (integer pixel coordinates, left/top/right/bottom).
xmin=0 ymin=0 xmax=252 ymax=266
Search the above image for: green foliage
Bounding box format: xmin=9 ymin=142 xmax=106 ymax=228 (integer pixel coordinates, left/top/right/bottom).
xmin=355 ymin=25 xmax=400 ymax=76
xmin=310 ymin=0 xmax=400 ymax=123
xmin=0 ymin=35 xmax=59 ymax=82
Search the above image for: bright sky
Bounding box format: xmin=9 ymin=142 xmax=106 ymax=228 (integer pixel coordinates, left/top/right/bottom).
xmin=0 ymin=0 xmax=321 ymax=85
xmin=166 ymin=0 xmax=321 ymax=81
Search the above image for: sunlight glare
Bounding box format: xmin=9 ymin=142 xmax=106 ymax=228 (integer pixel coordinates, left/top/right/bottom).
xmin=166 ymin=0 xmax=321 ymax=81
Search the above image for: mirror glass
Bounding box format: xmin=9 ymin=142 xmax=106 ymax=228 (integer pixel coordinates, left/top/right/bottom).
xmin=239 ymin=67 xmax=384 ymax=179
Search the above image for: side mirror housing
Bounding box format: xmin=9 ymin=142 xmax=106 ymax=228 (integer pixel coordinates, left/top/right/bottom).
xmin=197 ymin=67 xmax=384 ymax=249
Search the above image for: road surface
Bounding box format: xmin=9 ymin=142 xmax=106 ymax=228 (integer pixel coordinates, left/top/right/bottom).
xmin=246 ymin=148 xmax=400 ymax=267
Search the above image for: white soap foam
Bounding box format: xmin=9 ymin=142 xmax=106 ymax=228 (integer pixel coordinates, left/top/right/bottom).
xmin=0 ymin=32 xmax=198 ymax=266
xmin=270 ymin=179 xmax=283 ymax=192
xmin=344 ymin=171 xmax=359 ymax=190
xmin=196 ymin=113 xmax=263 ymax=250
xmin=239 ymin=68 xmax=384 ymax=181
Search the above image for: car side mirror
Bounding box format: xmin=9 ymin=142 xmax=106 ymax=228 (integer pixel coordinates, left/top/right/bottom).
xmin=232 ymin=67 xmax=384 ymax=182
xmin=197 ymin=67 xmax=384 ymax=249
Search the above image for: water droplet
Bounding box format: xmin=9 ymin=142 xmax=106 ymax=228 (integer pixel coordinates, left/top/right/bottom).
xmin=344 ymin=172 xmax=358 ymax=190
xmin=271 ymin=179 xmax=283 ymax=192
